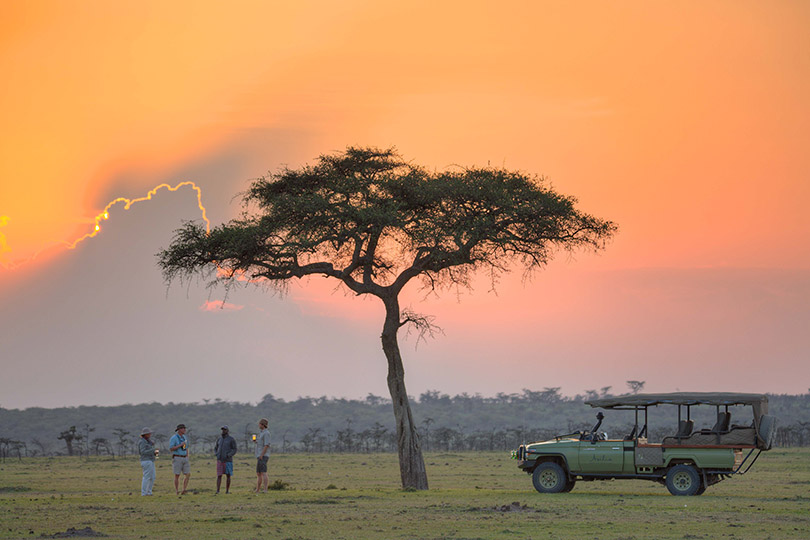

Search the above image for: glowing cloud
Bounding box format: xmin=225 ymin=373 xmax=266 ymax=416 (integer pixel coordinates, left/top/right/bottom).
xmin=63 ymin=181 xmax=210 ymax=249
xmin=200 ymin=300 xmax=244 ymax=312
xmin=1 ymin=182 xmax=209 ymax=271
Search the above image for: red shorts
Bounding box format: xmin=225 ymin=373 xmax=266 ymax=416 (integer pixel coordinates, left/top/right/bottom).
xmin=216 ymin=461 xmax=233 ymax=476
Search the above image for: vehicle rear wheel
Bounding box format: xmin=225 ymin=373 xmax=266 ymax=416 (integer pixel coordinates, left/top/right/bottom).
xmin=695 ymin=482 xmax=706 ymax=495
xmin=532 ymin=462 xmax=567 ymax=493
xmin=666 ymin=464 xmax=701 ymax=496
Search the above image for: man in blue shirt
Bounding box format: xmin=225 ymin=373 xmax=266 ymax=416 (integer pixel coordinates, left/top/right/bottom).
xmin=169 ymin=423 xmax=191 ymax=495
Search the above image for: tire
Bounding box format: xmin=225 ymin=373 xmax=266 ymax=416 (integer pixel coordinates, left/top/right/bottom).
xmin=561 ymin=477 xmax=576 ymax=493
xmin=695 ymin=483 xmax=706 ymax=495
xmin=532 ymin=462 xmax=568 ymax=494
xmin=665 ymin=464 xmax=701 ymax=496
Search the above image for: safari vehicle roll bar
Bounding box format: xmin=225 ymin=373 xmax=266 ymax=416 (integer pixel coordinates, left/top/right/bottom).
xmin=584 ymin=392 xmax=775 ymax=450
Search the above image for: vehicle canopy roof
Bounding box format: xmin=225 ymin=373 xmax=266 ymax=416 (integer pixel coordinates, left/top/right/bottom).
xmin=585 ymin=392 xmax=768 ymax=416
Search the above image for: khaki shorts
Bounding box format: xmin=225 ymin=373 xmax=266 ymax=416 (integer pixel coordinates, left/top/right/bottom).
xmin=172 ymin=456 xmax=190 ymax=475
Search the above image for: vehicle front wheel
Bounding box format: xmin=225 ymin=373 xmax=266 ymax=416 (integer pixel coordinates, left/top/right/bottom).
xmin=532 ymin=462 xmax=568 ymax=494
xmin=562 ymin=477 xmax=576 ymax=493
xmin=666 ymin=464 xmax=701 ymax=496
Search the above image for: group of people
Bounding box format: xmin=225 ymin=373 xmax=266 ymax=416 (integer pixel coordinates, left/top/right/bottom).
xmin=137 ymin=418 xmax=271 ymax=496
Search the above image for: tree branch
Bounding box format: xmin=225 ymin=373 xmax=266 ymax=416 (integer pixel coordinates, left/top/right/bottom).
xmin=399 ymin=308 xmax=444 ymax=347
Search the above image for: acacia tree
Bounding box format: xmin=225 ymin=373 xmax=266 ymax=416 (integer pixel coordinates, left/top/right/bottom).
xmin=626 ymin=380 xmax=646 ymax=394
xmin=57 ymin=426 xmax=81 ymax=456
xmin=158 ymin=146 xmax=616 ymax=489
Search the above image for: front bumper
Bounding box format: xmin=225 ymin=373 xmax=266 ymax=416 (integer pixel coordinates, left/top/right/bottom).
xmin=511 ymin=445 xmax=536 ymax=470
xmin=517 ymin=459 xmax=535 ymax=471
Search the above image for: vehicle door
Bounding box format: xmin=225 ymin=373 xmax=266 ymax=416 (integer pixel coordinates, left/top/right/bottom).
xmin=578 ymin=440 xmax=626 ymax=473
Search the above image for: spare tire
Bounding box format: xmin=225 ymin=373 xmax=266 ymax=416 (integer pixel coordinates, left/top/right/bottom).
xmin=758 ymin=415 xmax=778 ymax=450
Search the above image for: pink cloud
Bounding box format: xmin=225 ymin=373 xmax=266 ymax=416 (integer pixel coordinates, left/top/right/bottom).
xmin=199 ymin=300 xmax=244 ymax=312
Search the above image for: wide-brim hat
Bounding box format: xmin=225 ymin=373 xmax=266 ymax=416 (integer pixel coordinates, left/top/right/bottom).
xmin=141 ymin=427 xmax=152 ymax=436
xmin=175 ymin=424 xmax=186 ymax=431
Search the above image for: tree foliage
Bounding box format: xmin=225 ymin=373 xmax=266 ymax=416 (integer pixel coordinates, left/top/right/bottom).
xmin=159 ymin=147 xmax=616 ymax=294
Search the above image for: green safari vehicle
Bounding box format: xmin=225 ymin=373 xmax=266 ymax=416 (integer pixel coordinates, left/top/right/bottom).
xmin=511 ymin=392 xmax=777 ymax=496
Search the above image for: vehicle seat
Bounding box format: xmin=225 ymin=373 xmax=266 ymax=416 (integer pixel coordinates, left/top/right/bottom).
xmin=701 ymin=412 xmax=731 ymax=434
xmin=676 ymin=419 xmax=694 ymax=438
xmin=661 ymin=420 xmax=694 ymax=445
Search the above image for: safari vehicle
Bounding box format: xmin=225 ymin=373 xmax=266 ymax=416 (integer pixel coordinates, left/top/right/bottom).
xmin=511 ymin=392 xmax=777 ymax=496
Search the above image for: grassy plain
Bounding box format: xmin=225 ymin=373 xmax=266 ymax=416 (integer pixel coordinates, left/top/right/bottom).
xmin=0 ymin=449 xmax=808 ymax=539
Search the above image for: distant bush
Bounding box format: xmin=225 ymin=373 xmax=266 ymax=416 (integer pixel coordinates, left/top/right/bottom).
xmin=0 ymin=486 xmax=30 ymax=493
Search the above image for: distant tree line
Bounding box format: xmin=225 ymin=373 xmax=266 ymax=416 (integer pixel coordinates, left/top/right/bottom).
xmin=2 ymin=385 xmax=809 ymax=457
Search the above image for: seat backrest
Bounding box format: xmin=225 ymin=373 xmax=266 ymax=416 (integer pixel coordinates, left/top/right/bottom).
xmin=711 ymin=412 xmax=731 ymax=433
xmin=676 ymin=419 xmax=694 ymax=438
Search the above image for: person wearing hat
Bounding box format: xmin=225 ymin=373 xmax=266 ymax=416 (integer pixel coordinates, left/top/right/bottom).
xmin=138 ymin=427 xmax=158 ymax=496
xmin=254 ymin=418 xmax=271 ymax=493
xmin=169 ymin=423 xmax=191 ymax=495
xmin=214 ymin=425 xmax=238 ymax=494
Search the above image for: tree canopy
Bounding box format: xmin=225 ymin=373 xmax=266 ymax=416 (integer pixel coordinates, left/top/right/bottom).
xmin=159 ymin=147 xmax=616 ymax=296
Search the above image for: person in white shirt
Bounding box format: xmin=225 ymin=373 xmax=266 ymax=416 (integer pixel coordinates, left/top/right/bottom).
xmin=254 ymin=418 xmax=271 ymax=493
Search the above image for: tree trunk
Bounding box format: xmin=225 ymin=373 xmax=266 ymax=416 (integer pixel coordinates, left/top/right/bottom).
xmin=381 ymin=295 xmax=429 ymax=490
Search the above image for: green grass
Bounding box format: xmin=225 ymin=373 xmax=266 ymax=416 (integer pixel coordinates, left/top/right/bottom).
xmin=0 ymin=449 xmax=808 ymax=539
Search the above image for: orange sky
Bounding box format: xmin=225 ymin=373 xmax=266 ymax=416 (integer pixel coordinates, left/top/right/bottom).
xmin=1 ymin=2 xmax=809 ymax=407
xmin=3 ymin=1 xmax=808 ymax=270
